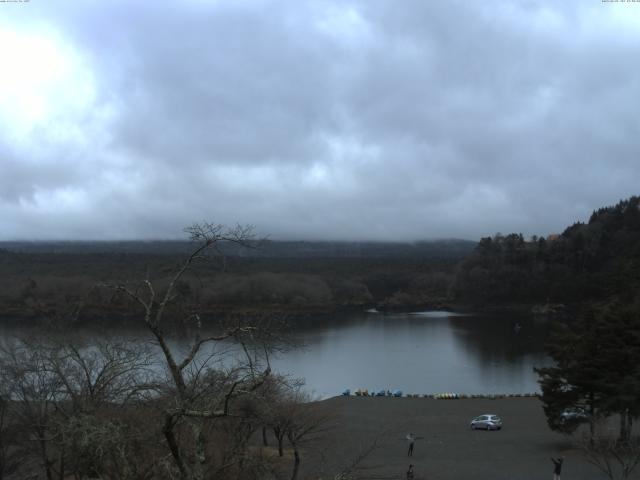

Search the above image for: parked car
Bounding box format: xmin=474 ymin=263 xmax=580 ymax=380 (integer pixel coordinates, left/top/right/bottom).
xmin=470 ymin=414 xmax=502 ymax=430
xmin=560 ymin=407 xmax=589 ymax=423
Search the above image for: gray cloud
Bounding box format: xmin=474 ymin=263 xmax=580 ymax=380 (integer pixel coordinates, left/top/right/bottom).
xmin=1 ymin=0 xmax=639 ymax=241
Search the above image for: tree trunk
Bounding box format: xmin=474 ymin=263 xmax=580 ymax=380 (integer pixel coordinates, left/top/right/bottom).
xmin=262 ymin=426 xmax=268 ymax=446
xmin=620 ymin=410 xmax=628 ymax=443
xmin=589 ymin=394 xmax=596 ymax=443
xmin=192 ymin=422 xmax=206 ymax=480
xmin=618 ymin=409 xmax=632 ymax=443
xmin=290 ymin=444 xmax=300 ymax=480
xmin=57 ymin=449 xmax=65 ymax=480
xmin=163 ymin=413 xmax=190 ymax=480
xmin=38 ymin=433 xmax=53 ymax=480
xmin=274 ymin=428 xmax=284 ymax=457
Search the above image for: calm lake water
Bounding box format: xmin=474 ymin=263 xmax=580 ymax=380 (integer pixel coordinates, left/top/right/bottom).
xmin=0 ymin=310 xmax=553 ymax=399
xmin=270 ymin=311 xmax=552 ymax=398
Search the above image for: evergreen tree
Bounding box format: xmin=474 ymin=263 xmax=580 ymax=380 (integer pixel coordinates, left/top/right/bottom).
xmin=535 ymin=312 xmax=605 ymax=436
xmin=594 ymin=303 xmax=640 ymax=442
xmin=536 ymin=304 xmax=640 ymax=440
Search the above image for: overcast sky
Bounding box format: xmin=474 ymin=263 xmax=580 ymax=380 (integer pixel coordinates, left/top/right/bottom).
xmin=1 ymin=0 xmax=639 ymax=241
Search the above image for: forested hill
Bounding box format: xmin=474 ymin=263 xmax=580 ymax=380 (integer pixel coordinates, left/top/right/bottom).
xmin=3 ymin=198 xmax=639 ymax=318
xmin=0 ymin=239 xmax=476 ymax=258
xmin=453 ymin=196 xmax=640 ymax=306
xmin=0 ymin=238 xmax=475 ymax=320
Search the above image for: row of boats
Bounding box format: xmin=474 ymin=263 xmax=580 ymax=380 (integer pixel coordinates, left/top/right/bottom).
xmin=342 ymin=389 xmax=540 ymax=399
xmin=344 ymin=389 xmax=403 ymax=397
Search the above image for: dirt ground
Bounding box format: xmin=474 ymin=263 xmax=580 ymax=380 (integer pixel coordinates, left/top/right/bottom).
xmin=296 ymin=396 xmax=623 ymax=480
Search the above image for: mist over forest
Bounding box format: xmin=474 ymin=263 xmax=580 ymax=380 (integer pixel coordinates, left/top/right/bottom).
xmin=1 ymin=196 xmax=638 ymax=323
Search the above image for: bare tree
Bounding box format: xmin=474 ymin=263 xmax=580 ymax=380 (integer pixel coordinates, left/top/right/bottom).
xmin=0 ymin=340 xmax=63 ymax=480
xmin=0 ymin=336 xmax=158 ymax=480
xmin=258 ymin=375 xmax=305 ymax=458
xmin=48 ymin=338 xmax=157 ymax=479
xmin=0 ymin=223 xmax=296 ymax=479
xmin=578 ymin=434 xmax=640 ymax=480
xmin=330 ymin=433 xmax=396 ymax=480
xmin=280 ymin=390 xmax=333 ymax=480
xmin=108 ymin=222 xmax=276 ymax=480
xmin=48 ymin=339 xmax=156 ymax=410
xmin=0 ymin=383 xmax=19 ymax=479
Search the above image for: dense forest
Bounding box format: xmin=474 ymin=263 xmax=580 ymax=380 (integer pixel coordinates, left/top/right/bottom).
xmin=0 ymin=240 xmax=472 ymax=321
xmin=0 ymin=239 xmax=475 ymax=258
xmin=453 ymin=196 xmax=640 ymax=308
xmin=1 ymin=197 xmax=639 ymax=321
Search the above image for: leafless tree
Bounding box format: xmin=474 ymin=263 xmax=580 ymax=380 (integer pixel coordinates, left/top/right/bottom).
xmin=108 ymin=222 xmax=278 ymax=480
xmin=278 ymin=390 xmax=334 ymax=480
xmin=0 ymin=334 xmax=159 ymax=480
xmin=330 ymin=433 xmax=397 ymax=480
xmin=0 ymin=223 xmax=299 ymax=479
xmin=48 ymin=339 xmax=156 ymax=410
xmin=0 ymin=383 xmax=19 ymax=479
xmin=47 ymin=338 xmax=157 ymax=479
xmin=0 ymin=340 xmax=64 ymax=480
xmin=578 ymin=433 xmax=640 ymax=480
xmin=256 ymin=375 xmax=304 ymax=458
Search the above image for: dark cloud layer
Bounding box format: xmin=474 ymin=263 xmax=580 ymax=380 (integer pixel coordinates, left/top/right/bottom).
xmin=1 ymin=1 xmax=639 ymax=240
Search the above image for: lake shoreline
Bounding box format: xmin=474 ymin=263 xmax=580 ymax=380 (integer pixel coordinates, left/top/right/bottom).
xmin=0 ymin=301 xmax=560 ymax=327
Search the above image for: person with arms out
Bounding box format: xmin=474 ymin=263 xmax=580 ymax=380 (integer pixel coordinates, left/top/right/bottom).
xmin=405 ymin=433 xmax=425 ymax=457
xmin=551 ymin=456 xmax=563 ymax=480
xmin=406 ymin=433 xmax=415 ymax=457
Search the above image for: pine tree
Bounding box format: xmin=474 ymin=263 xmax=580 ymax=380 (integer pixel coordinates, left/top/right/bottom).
xmin=594 ymin=304 xmax=640 ymax=442
xmin=536 ymin=304 xmax=640 ymax=440
xmin=535 ymin=312 xmax=605 ymax=436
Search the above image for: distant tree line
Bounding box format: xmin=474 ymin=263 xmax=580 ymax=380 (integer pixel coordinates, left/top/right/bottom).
xmin=453 ymin=196 xmax=640 ymax=307
xmin=0 ymin=239 xmax=476 ymax=259
xmin=0 ymin=253 xmax=463 ymax=322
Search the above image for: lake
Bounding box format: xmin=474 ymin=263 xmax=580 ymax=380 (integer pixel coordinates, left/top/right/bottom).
xmin=0 ymin=310 xmax=553 ymax=399
xmin=270 ymin=310 xmax=552 ymax=398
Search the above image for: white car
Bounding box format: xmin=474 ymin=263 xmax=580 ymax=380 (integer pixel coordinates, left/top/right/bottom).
xmin=470 ymin=414 xmax=502 ymax=430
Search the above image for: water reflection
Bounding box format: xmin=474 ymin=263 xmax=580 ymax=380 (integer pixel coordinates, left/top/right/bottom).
xmin=0 ymin=311 xmax=553 ymax=399
xmin=271 ymin=311 xmax=552 ymax=398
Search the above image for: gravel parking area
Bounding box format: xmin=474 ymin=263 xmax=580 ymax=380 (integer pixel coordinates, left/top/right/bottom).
xmin=300 ymin=396 xmax=610 ymax=480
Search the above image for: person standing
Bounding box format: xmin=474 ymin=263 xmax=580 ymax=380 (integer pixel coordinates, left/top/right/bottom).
xmin=551 ymin=456 xmax=564 ymax=480
xmin=406 ymin=464 xmax=415 ymax=479
xmin=406 ymin=433 xmax=415 ymax=456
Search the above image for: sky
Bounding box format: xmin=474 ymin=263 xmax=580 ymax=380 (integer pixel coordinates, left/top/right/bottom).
xmin=1 ymin=0 xmax=639 ymax=241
